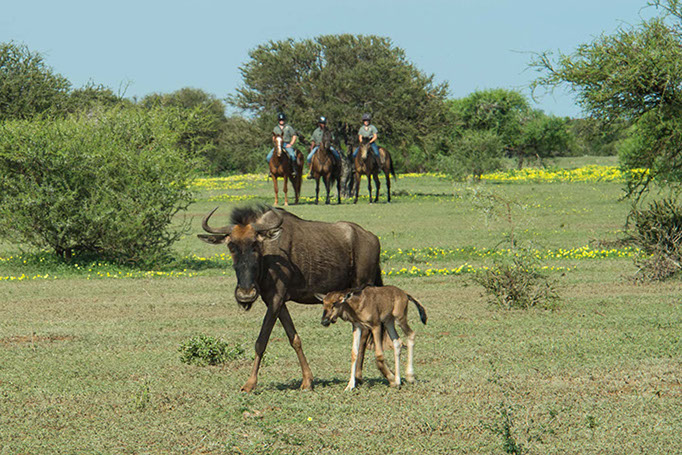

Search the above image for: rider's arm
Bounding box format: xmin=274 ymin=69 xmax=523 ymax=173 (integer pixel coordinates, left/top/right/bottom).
xmin=290 ymin=134 xmax=297 ymax=146
xmin=369 ymin=133 xmax=377 ymax=144
xmin=358 ymin=134 xmax=363 ymax=143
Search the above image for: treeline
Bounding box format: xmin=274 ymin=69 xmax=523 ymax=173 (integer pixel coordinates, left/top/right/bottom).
xmin=1 ymin=40 xmax=625 ymax=177
xmin=0 ymin=38 xmax=624 ymax=263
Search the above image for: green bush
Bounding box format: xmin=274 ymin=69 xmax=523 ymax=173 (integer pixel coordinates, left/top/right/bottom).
xmin=178 ymin=334 xmax=245 ymax=367
xmin=631 ymin=197 xmax=682 ymax=281
xmin=438 ymin=129 xmax=504 ymax=180
xmin=0 ymin=106 xmax=198 ymax=263
xmin=472 ymin=255 xmax=560 ymax=310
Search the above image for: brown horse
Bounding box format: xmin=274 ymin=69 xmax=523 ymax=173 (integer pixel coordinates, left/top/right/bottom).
xmin=310 ymin=129 xmax=341 ymax=204
xmin=376 ymin=146 xmax=396 ymax=203
xmin=270 ymin=133 xmax=303 ymax=206
xmin=353 ymin=142 xmax=382 ymax=204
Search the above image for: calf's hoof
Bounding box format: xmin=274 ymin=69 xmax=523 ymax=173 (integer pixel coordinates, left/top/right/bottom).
xmin=300 ymin=378 xmax=314 ymax=391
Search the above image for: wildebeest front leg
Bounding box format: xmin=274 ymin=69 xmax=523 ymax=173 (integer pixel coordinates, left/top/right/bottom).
xmin=242 ymin=302 xmax=282 ymax=393
xmin=346 ymin=325 xmax=363 ymax=391
xmin=278 ymin=303 xmax=314 ymax=391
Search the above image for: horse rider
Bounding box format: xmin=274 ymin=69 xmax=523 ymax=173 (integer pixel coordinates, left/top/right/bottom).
xmin=307 ymin=116 xmax=341 ymax=179
xmin=353 ymin=113 xmax=384 ymax=165
xmin=266 ymin=112 xmax=299 ymax=176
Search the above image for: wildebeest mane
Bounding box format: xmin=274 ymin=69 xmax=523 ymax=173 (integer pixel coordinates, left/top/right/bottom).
xmin=230 ymin=204 xmax=304 ymax=226
xmin=230 ymin=204 xmax=271 ymax=226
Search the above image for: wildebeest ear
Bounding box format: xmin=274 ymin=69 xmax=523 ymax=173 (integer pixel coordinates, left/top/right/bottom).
xmin=314 ymin=293 xmax=326 ymax=302
xmin=197 ymin=234 xmax=229 ymax=244
xmin=256 ymin=227 xmax=282 ymax=243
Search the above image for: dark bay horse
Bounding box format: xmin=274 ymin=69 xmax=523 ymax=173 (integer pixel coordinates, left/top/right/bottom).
xmin=310 ymin=129 xmax=341 ymax=204
xmin=376 ymin=146 xmax=396 ymax=203
xmin=353 ymin=141 xmax=381 ymax=204
xmin=270 ymin=133 xmax=303 ymax=206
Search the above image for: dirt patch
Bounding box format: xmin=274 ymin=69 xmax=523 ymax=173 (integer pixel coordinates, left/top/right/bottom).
xmin=0 ymin=334 xmax=77 ymax=345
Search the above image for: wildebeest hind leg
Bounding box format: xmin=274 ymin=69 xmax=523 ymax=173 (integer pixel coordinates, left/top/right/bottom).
xmin=278 ymin=304 xmax=314 ymax=391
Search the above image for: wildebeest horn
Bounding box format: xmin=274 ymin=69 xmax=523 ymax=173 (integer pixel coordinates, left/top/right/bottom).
xmin=252 ymin=208 xmax=284 ymax=233
xmin=202 ymin=207 xmax=233 ymax=235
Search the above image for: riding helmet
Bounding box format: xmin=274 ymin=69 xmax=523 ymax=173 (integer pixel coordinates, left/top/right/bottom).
xmin=318 ymin=116 xmax=327 ymax=124
xmin=277 ymin=112 xmax=286 ymax=121
xmin=361 ymin=113 xmax=371 ymax=122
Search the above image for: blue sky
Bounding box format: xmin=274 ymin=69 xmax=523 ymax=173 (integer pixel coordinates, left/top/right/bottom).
xmin=2 ymin=0 xmax=654 ymax=117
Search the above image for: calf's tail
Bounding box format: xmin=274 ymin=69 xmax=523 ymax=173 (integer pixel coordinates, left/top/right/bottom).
xmin=407 ymin=295 xmax=427 ymax=325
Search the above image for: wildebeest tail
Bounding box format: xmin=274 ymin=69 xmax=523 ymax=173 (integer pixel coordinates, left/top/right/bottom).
xmin=407 ymin=295 xmax=427 ymax=324
xmin=374 ymin=267 xmax=384 ymax=287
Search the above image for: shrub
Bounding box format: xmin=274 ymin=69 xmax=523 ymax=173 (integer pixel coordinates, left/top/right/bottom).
xmin=630 ymin=197 xmax=682 ymax=281
xmin=178 ymin=334 xmax=245 ymax=367
xmin=472 ymin=255 xmax=560 ymax=310
xmin=438 ymin=129 xmax=504 ymax=180
xmin=0 ymin=106 xmax=198 ymax=263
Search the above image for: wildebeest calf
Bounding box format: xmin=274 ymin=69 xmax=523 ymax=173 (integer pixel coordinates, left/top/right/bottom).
xmin=317 ymin=285 xmax=427 ymax=390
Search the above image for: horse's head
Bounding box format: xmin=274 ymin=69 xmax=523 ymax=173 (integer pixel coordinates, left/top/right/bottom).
xmin=358 ymin=141 xmax=371 ymax=160
xmin=321 ymin=129 xmax=332 ymax=151
xmin=272 ymin=133 xmax=284 ymax=157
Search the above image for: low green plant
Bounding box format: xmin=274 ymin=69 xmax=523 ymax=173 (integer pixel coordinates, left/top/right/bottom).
xmin=630 ymin=197 xmax=682 ymax=281
xmin=178 ymin=334 xmax=245 ymax=367
xmin=472 ymin=255 xmax=560 ymax=310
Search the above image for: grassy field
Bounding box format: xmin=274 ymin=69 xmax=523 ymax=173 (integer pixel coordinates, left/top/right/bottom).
xmin=1 ymin=162 xmax=681 ymax=454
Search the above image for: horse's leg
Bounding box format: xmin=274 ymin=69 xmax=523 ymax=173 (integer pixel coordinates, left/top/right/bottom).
xmin=272 ymin=175 xmax=279 ymax=206
xmin=294 ymin=161 xmax=302 ymax=204
xmin=324 ymin=174 xmax=331 ymax=205
xmin=373 ymin=172 xmax=381 ymax=203
xmin=336 ymin=173 xmax=342 ymax=204
xmin=367 ymin=172 xmax=373 ymax=204
xmin=315 ymin=176 xmax=320 ymax=205
xmin=278 ymin=303 xmax=314 ymax=390
xmin=283 ymin=175 xmax=289 ymax=206
xmin=242 ymin=298 xmax=283 ymax=392
xmin=385 ymin=170 xmax=391 ymax=203
xmin=354 ymin=173 xmax=361 ymax=204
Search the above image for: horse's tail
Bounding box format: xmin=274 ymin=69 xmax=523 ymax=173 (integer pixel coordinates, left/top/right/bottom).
xmin=407 ymin=294 xmax=427 ymax=325
xmin=389 ymin=154 xmax=396 ymax=178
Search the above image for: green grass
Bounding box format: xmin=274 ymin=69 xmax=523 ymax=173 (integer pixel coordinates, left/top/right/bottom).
xmin=1 ymin=161 xmax=681 ymax=454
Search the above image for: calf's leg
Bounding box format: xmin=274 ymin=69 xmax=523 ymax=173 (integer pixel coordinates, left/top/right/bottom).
xmin=346 ymin=325 xmax=363 ymax=391
xmin=396 ymin=316 xmax=416 ymax=384
xmin=371 ymin=326 xmax=395 ymax=384
xmin=385 ymin=321 xmax=402 ymax=388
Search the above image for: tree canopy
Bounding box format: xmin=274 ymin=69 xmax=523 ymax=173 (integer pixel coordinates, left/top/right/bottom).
xmin=531 ymin=0 xmax=682 ymax=197
xmin=229 ymin=34 xmax=449 ymax=164
xmin=0 ymin=42 xmax=71 ymax=121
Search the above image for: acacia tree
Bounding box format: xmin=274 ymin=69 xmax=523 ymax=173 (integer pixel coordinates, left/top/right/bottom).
xmin=0 ymin=41 xmax=71 ymax=120
xmin=531 ymin=1 xmax=682 ymax=197
xmin=229 ymin=34 xmax=449 ymax=169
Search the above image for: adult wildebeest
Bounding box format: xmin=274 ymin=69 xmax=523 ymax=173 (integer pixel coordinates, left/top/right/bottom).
xmin=318 ymin=285 xmax=427 ymax=390
xmin=310 ymin=129 xmax=342 ymax=204
xmin=198 ymin=205 xmax=383 ymax=392
xmin=269 ymin=133 xmax=303 ymax=206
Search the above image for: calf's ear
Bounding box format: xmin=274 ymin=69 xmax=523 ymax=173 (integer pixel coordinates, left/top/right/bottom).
xmin=314 ymin=293 xmax=326 ymax=302
xmin=197 ymin=234 xmax=229 ymax=244
xmin=343 ymin=292 xmax=354 ymax=301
